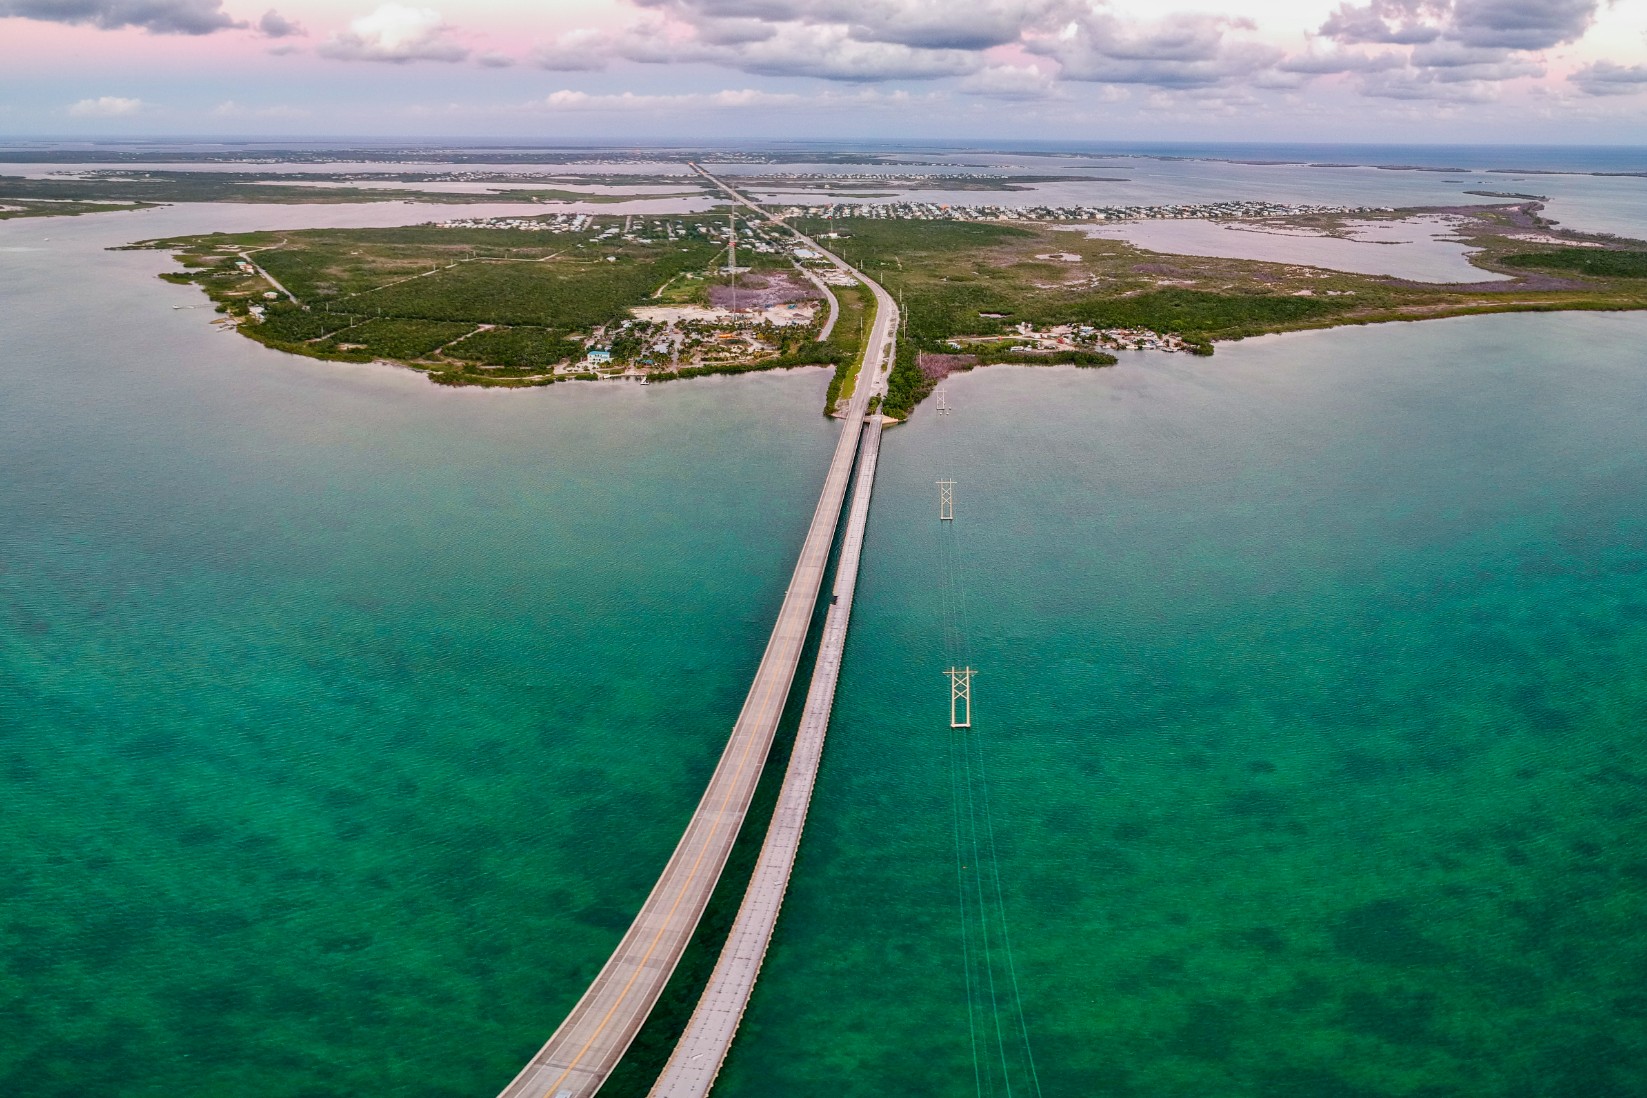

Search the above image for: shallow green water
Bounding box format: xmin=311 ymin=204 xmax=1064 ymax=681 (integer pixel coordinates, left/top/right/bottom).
xmin=721 ymin=312 xmax=1647 ymax=1097
xmin=3 ymin=206 xmax=1646 ymax=1098
xmin=0 ymin=212 xmax=843 ymax=1095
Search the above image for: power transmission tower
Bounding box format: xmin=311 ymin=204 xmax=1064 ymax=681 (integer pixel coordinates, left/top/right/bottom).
xmin=947 ymin=667 xmax=974 ymax=729
xmin=936 ymin=387 xmax=949 ymax=415
xmin=728 ymin=214 xmax=738 ymax=313
xmin=937 ymin=479 xmax=955 ymax=521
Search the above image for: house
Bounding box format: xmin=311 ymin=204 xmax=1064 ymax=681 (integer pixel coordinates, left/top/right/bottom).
xmin=586 ymin=348 xmax=612 ymax=365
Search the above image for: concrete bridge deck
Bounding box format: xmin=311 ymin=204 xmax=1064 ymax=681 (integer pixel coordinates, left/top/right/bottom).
xmin=496 ymin=168 xmax=897 ymax=1098
xmin=648 ymin=412 xmax=885 ymax=1098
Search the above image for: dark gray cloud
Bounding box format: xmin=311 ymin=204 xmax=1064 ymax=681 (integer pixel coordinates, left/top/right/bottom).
xmin=1030 ymin=13 xmax=1281 ymax=89
xmin=1318 ymin=0 xmax=1591 ymax=100
xmin=511 ymin=0 xmax=1612 ymax=101
xmin=844 ymin=0 xmax=1069 ymax=51
xmin=1321 ymin=0 xmax=1596 ymax=50
xmin=256 ymin=8 xmax=302 ymax=37
xmin=1570 ymin=60 xmax=1647 ymax=96
xmin=721 ymin=24 xmax=983 ymax=80
xmin=1449 ymin=0 xmax=1596 ymax=50
xmin=0 ymin=0 xmax=242 ymax=34
xmin=609 ymin=0 xmax=1070 ymax=79
xmin=1320 ymin=0 xmax=1445 ymax=45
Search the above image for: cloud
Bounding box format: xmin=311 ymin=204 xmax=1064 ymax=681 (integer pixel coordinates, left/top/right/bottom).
xmin=958 ymin=63 xmax=1057 ymax=98
xmin=572 ymin=14 xmax=986 ymax=80
xmin=1030 ymin=13 xmax=1282 ymax=88
xmin=1570 ymin=60 xmax=1647 ymax=96
xmin=1360 ymin=68 xmax=1498 ymax=99
xmin=841 ymin=0 xmax=1069 ymax=51
xmin=317 ymin=4 xmax=467 ymax=63
xmin=555 ymin=0 xmax=1071 ymax=82
xmin=255 ymin=8 xmax=302 ymax=37
xmin=1449 ymin=0 xmax=1597 ymax=50
xmin=475 ymin=50 xmax=513 ymax=67
xmin=530 ymin=29 xmax=613 ymax=71
xmin=1314 ymin=0 xmax=1591 ymax=99
xmin=0 ymin=0 xmax=241 ymax=34
xmin=1279 ymin=46 xmax=1403 ymax=73
xmin=482 ymin=0 xmax=1616 ymax=106
xmin=717 ymin=23 xmax=982 ymax=80
xmin=68 ymin=95 xmax=143 ymax=115
xmin=1320 ymin=0 xmax=1446 ymax=45
xmin=535 ymin=88 xmax=801 ymax=111
xmin=212 ymin=99 xmax=308 ymax=117
xmin=1320 ymin=0 xmax=1597 ymax=50
xmin=1407 ymin=40 xmax=1541 ymax=80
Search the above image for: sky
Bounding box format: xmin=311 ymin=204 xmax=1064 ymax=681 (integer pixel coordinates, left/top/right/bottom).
xmin=2 ymin=0 xmax=1647 ymax=142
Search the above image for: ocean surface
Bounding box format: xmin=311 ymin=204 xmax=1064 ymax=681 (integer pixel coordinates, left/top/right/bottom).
xmin=2 ymin=153 xmax=1646 ymax=1097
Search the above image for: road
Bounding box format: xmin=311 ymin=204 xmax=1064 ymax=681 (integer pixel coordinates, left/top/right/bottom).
xmin=496 ymin=170 xmax=897 ymax=1098
xmin=691 ymin=162 xmax=899 ymax=400
xmin=238 ymin=251 xmax=297 ymax=303
xmin=648 ymin=412 xmax=886 ymax=1098
xmin=791 ymin=261 xmax=840 ymax=342
xmin=644 ymin=165 xmax=897 ymax=1098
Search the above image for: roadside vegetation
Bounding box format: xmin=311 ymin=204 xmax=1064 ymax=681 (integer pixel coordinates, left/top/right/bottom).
xmin=822 ymin=284 xmax=873 ymax=414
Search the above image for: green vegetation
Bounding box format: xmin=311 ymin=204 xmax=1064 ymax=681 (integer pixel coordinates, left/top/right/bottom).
xmin=0 ymin=196 xmax=156 ymax=220
xmin=882 ymin=342 xmax=927 ymax=421
xmin=442 ymin=327 xmax=584 ymax=371
xmin=796 ymin=207 xmax=1647 ymax=417
xmin=317 ymin=318 xmax=475 ymax=360
xmin=257 ymin=303 xmax=361 ymax=343
xmin=1503 ymin=249 xmax=1647 ymax=279
xmin=146 ymin=216 xmax=843 ymax=392
xmin=975 ymin=348 xmax=1120 ymax=367
xmin=143 ymin=201 xmax=1646 ymax=412
xmin=823 ymin=284 xmax=874 ymax=414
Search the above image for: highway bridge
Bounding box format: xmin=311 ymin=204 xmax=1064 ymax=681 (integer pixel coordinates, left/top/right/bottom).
xmin=497 ymin=167 xmax=898 ymax=1098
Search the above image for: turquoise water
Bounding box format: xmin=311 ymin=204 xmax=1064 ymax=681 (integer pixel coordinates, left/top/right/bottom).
xmin=3 ymin=199 xmax=1647 ymax=1097
xmin=0 ymin=211 xmax=841 ymax=1095
xmin=721 ymin=313 xmax=1647 ymax=1096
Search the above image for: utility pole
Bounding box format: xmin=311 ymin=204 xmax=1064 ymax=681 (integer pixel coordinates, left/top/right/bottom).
xmin=937 ymin=479 xmax=955 ymax=521
xmin=947 ymin=667 xmax=974 ymax=729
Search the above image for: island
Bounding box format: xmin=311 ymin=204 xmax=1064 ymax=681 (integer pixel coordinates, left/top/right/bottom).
xmin=135 ymin=198 xmax=1647 ymax=421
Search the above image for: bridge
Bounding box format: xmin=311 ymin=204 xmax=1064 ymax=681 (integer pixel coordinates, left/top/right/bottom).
xmin=497 ymin=168 xmax=897 ymax=1098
